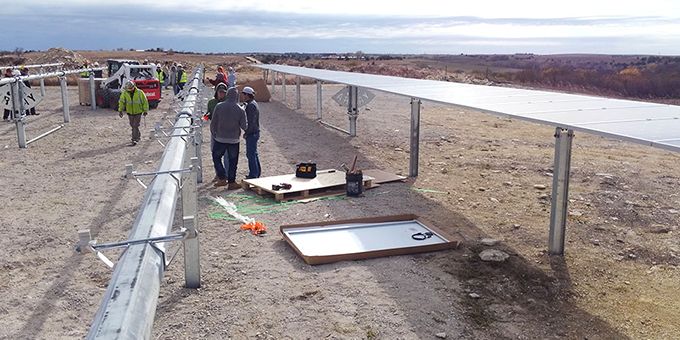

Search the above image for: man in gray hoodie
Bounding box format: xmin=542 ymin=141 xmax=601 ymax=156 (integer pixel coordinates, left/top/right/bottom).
xmin=211 ymin=87 xmax=247 ymax=189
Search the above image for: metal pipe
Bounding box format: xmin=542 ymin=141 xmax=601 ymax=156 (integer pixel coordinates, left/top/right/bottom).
xmin=89 ymin=73 xmax=97 ymax=110
xmin=348 ymin=86 xmax=358 ymax=137
xmin=86 ymin=66 xmax=204 ymax=340
xmin=296 ymin=76 xmax=301 ymax=109
xmin=26 ymin=125 xmax=65 ymax=145
xmin=319 ymin=120 xmax=351 ymax=135
xmin=271 ymin=71 xmax=276 ymax=95
xmin=60 ymin=77 xmax=70 ymax=123
xmin=39 ymin=66 xmax=46 ymax=96
xmin=548 ymin=127 xmax=574 ymax=255
xmin=0 ymin=67 xmax=106 ymax=85
xmin=282 ymin=74 xmax=287 ymax=103
xmin=0 ymin=62 xmax=64 ymax=71
xmin=182 ymin=157 xmax=200 ymax=288
xmin=316 ymin=80 xmax=322 ymax=120
xmin=409 ymin=98 xmax=421 ymax=177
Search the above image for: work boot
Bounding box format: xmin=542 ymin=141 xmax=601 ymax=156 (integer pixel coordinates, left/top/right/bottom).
xmin=214 ymin=179 xmax=228 ymax=187
xmin=227 ymin=182 xmax=241 ymax=190
xmin=128 ymin=140 xmax=138 ymax=147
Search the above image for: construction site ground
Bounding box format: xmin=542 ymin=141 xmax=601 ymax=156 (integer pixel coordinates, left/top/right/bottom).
xmin=1 ymin=78 xmax=679 ymax=339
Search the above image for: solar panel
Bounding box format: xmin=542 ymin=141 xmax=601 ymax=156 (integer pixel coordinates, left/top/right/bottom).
xmin=257 ymin=64 xmax=680 ymax=152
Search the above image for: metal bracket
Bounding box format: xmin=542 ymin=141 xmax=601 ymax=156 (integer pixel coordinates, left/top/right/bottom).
xmin=125 ymin=164 xmax=194 ymax=189
xmin=76 ymin=228 xmax=196 ymax=269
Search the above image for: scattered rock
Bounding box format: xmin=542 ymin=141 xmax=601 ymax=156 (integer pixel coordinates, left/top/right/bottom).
xmin=590 ymin=239 xmax=600 ymax=246
xmin=394 ymin=147 xmax=403 ymax=152
xmin=512 ymin=224 xmax=521 ymax=229
xmin=569 ymin=210 xmax=584 ymax=217
xmin=489 ymin=197 xmax=499 ymax=203
xmin=477 ymin=187 xmax=487 ymax=192
xmin=480 ymin=238 xmax=499 ymax=246
xmin=669 ymin=209 xmax=679 ymax=214
xmin=503 ymin=181 xmax=512 ymax=186
xmin=441 ymin=168 xmax=448 ymax=174
xmin=436 ymin=332 xmax=448 ymax=339
xmin=479 ymin=249 xmax=509 ymax=262
xmin=468 ymin=293 xmax=481 ymax=299
xmin=649 ymin=225 xmax=676 ymax=234
xmin=533 ymin=184 xmax=547 ymax=190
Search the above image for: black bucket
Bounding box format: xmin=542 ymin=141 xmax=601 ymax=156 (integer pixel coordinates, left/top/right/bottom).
xmin=346 ymin=171 xmax=363 ymax=197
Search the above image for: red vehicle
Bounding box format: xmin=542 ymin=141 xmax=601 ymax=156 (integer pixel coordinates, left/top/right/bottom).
xmin=96 ymin=59 xmax=161 ymax=109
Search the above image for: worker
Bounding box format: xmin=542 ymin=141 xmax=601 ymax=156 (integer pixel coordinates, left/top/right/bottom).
xmin=167 ymin=64 xmax=176 ymax=90
xmin=156 ymin=66 xmax=165 ymax=86
xmin=204 ymin=83 xmax=229 ymax=182
xmin=227 ymin=67 xmax=236 ymax=87
xmin=211 ymin=86 xmax=247 ymax=189
xmin=242 ymin=86 xmax=261 ymax=178
xmin=174 ymin=64 xmax=188 ymax=95
xmin=118 ymin=81 xmax=149 ymax=146
xmin=20 ymin=67 xmax=37 ymax=116
xmin=79 ymin=62 xmax=90 ymax=78
xmin=3 ymin=68 xmax=15 ymax=121
xmin=92 ymin=62 xmax=103 ymax=77
xmin=206 ymin=66 xmax=227 ymax=86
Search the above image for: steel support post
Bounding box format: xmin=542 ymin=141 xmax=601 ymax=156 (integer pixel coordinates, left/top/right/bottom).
xmin=348 ymin=86 xmax=358 ymax=137
xmin=409 ymin=98 xmax=421 ymax=177
xmin=271 ymin=71 xmax=276 ymax=95
xmin=296 ymin=76 xmax=301 ymax=109
xmin=548 ymin=127 xmax=574 ymax=255
xmin=89 ymin=73 xmax=96 ymax=110
xmin=182 ymin=157 xmax=200 ymax=288
xmin=316 ymin=80 xmax=322 ymax=120
xmin=282 ymin=74 xmax=286 ymax=103
xmin=60 ymin=77 xmax=70 ymax=123
xmin=13 ymin=82 xmax=27 ymax=148
xmin=194 ymin=125 xmax=203 ymax=183
xmin=39 ymin=66 xmax=46 ymax=96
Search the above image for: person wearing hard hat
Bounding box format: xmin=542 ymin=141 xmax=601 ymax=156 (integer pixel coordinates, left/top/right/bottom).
xmin=227 ymin=67 xmax=237 ymax=87
xmin=118 ymin=81 xmax=149 ymax=146
xmin=156 ymin=66 xmax=165 ymax=86
xmin=241 ymin=86 xmax=261 ymax=178
xmin=174 ymin=64 xmax=188 ymax=95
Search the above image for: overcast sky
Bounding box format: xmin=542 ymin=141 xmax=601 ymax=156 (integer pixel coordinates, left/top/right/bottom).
xmin=3 ymin=0 xmax=680 ymax=55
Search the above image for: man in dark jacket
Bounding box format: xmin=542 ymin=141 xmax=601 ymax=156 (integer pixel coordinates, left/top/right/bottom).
xmin=211 ymin=87 xmax=247 ymax=189
xmin=241 ymin=86 xmax=261 ymax=178
xmin=20 ymin=67 xmax=37 ymax=116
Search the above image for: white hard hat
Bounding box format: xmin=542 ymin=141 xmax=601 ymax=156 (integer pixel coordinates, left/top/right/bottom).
xmin=123 ymin=81 xmax=135 ymax=90
xmin=242 ymin=86 xmax=255 ymax=95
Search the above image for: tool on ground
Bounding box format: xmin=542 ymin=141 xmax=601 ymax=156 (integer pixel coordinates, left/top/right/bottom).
xmin=339 ymin=163 xmax=350 ymax=172
xmin=411 ymin=231 xmax=434 ymax=240
xmin=272 ymin=182 xmax=292 ymax=191
xmin=296 ymin=162 xmax=317 ymax=178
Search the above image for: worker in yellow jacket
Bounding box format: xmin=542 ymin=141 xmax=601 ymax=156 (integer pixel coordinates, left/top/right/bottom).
xmin=118 ymin=81 xmax=149 ymax=146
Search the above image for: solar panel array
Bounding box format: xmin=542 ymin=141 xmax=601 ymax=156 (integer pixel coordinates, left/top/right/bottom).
xmin=257 ymin=64 xmax=680 ymax=152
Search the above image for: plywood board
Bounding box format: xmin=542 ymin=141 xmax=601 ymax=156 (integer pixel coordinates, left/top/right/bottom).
xmin=280 ymin=214 xmax=460 ymax=265
xmin=363 ymin=169 xmax=407 ymax=184
xmin=242 ymin=169 xmax=374 ymax=201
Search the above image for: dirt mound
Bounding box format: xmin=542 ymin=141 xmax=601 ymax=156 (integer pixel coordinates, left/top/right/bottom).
xmin=30 ymin=47 xmax=90 ymax=69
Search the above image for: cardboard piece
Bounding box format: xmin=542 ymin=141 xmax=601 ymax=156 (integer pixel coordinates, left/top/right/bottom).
xmin=238 ymin=78 xmax=271 ymax=102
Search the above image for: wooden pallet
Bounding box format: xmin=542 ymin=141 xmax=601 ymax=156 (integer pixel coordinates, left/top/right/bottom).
xmin=242 ymin=169 xmax=374 ymax=202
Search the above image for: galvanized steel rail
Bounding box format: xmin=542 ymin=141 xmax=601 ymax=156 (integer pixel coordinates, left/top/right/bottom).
xmin=86 ymin=66 xmax=204 ymax=340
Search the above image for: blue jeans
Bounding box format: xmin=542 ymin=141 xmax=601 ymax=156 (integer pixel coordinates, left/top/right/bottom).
xmin=212 ymin=141 xmax=240 ymax=182
xmin=244 ymin=131 xmax=261 ymax=178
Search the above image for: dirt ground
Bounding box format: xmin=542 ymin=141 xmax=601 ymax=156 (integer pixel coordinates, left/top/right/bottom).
xmin=1 ymin=69 xmax=679 ymax=339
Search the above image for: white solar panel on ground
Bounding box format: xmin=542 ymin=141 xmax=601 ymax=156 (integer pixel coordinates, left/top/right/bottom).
xmin=257 ymin=64 xmax=680 ymax=152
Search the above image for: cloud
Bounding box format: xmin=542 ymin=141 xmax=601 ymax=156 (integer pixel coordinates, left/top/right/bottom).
xmin=2 ymin=1 xmax=680 ymax=54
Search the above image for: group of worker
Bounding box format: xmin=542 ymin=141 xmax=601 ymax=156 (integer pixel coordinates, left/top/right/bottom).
xmin=117 ymin=64 xmax=261 ymax=189
xmin=203 ymin=67 xmax=261 ymax=188
xmin=3 ymin=66 xmax=38 ymax=121
xmin=153 ymin=61 xmax=188 ymax=95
